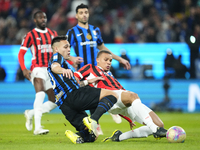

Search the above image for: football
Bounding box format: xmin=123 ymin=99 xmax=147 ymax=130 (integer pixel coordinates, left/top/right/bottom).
xmin=166 ymin=126 xmax=186 ymax=143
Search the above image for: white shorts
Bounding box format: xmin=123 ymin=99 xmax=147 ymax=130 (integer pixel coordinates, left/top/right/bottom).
xmin=108 ymin=90 xmax=152 ymax=124
xmin=31 ymin=67 xmax=52 ymax=91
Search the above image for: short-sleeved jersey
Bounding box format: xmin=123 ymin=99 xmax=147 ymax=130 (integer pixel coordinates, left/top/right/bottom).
xmin=20 ymin=28 xmax=57 ymax=71
xmin=74 ymin=64 xmax=125 ymax=90
xmin=47 ymin=53 xmax=79 ymax=107
xmin=66 ymin=24 xmax=104 ymax=69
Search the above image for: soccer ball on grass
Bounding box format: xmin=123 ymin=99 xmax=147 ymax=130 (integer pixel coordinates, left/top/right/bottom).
xmin=166 ymin=126 xmax=186 ymax=143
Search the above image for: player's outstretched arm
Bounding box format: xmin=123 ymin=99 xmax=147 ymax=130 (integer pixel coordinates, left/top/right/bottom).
xmin=119 ymin=114 xmax=136 ymax=130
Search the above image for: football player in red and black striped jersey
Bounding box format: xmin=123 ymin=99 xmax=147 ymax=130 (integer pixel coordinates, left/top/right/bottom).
xmin=18 ymin=10 xmax=58 ymax=135
xmin=75 ymin=50 xmax=166 ymax=141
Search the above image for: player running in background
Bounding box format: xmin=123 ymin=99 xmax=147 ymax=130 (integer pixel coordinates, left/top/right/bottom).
xmin=74 ymin=50 xmax=167 ymax=141
xmin=66 ymin=3 xmax=128 ymax=129
xmin=18 ymin=10 xmax=58 ymax=135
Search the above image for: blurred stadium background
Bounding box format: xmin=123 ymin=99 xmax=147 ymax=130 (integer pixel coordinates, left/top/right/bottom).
xmin=0 ymin=0 xmax=200 ymax=113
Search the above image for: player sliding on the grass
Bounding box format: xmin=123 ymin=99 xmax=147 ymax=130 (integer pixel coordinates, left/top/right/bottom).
xmin=48 ymin=36 xmax=167 ymax=144
xmin=74 ymin=50 xmax=167 ymax=142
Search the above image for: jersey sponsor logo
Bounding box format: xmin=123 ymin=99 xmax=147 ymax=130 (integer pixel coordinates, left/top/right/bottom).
xmin=80 ymin=41 xmax=96 ymax=47
xmin=77 ymin=33 xmax=83 ymax=36
xmin=36 ymin=37 xmax=41 ymax=40
xmin=37 ymin=44 xmax=53 ymax=53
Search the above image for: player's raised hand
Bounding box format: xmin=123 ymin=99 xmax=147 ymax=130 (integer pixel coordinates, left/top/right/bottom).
xmin=120 ymin=58 xmax=131 ymax=70
xmin=22 ymin=69 xmax=31 ymax=81
xmin=74 ymin=56 xmax=84 ymax=64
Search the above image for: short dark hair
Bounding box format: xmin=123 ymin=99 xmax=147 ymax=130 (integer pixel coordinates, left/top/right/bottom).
xmin=51 ymin=35 xmax=68 ymax=47
xmin=33 ymin=10 xmax=44 ymax=19
xmin=97 ymin=50 xmax=112 ymax=58
xmin=76 ymin=3 xmax=88 ymax=13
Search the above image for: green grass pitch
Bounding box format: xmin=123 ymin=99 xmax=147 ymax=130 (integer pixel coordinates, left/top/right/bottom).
xmin=0 ymin=113 xmax=200 ymax=150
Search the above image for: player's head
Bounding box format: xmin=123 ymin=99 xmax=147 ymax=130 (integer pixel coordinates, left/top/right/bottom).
xmin=33 ymin=10 xmax=47 ymax=30
xmin=51 ymin=35 xmax=71 ymax=60
xmin=96 ymin=50 xmax=112 ymax=72
xmin=75 ymin=3 xmax=89 ymax=25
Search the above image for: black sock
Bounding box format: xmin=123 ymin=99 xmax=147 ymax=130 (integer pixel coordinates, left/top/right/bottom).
xmin=91 ymin=95 xmax=117 ymax=122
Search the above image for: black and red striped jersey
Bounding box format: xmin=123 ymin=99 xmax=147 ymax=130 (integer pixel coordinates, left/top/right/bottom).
xmin=20 ymin=28 xmax=57 ymax=71
xmin=74 ymin=64 xmax=125 ymax=90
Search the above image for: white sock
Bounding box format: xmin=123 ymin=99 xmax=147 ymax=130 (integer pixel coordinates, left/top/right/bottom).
xmin=27 ymin=109 xmax=34 ymax=118
xmin=119 ymin=126 xmax=152 ymax=141
xmin=131 ymin=99 xmax=158 ymax=133
xmin=34 ymin=91 xmax=45 ymax=130
xmin=42 ymin=101 xmax=57 ymax=113
xmin=27 ymin=101 xmax=57 ymax=118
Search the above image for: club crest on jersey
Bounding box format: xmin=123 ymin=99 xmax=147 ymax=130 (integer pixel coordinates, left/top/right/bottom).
xmin=86 ymin=33 xmax=92 ymax=40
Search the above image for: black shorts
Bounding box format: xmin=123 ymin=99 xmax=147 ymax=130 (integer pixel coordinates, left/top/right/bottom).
xmin=59 ymin=86 xmax=101 ymax=131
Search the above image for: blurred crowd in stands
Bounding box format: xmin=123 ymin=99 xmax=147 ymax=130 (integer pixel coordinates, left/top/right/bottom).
xmin=0 ymin=0 xmax=200 ymax=45
xmin=1 ymin=0 xmax=200 ymax=81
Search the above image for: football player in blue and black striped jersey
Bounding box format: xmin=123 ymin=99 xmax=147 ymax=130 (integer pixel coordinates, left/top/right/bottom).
xmin=66 ymin=3 xmax=130 ymax=70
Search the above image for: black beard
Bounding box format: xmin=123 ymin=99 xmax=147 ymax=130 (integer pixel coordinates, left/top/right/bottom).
xmin=80 ymin=21 xmax=87 ymax=25
xmin=37 ymin=23 xmax=46 ymax=30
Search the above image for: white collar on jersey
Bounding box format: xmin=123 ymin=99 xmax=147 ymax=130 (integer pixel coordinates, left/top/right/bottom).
xmin=97 ymin=66 xmax=113 ymax=76
xmin=35 ymin=28 xmax=48 ymax=33
xmin=97 ymin=66 xmax=109 ymax=73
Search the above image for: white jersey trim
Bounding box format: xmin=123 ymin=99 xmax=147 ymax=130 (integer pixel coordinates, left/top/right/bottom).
xmin=35 ymin=28 xmax=48 ymax=33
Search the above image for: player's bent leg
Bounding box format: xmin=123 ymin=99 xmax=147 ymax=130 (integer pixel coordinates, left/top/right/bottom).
xmin=139 ymin=104 xmax=164 ymax=127
xmin=119 ymin=126 xmax=152 ymax=141
xmin=149 ymin=111 xmax=164 ymax=128
xmin=83 ymin=95 xmax=117 ymax=136
xmin=121 ymin=91 xmax=139 ymax=107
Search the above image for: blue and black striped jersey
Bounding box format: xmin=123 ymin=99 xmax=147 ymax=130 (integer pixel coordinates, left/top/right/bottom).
xmin=66 ymin=24 xmax=104 ymax=69
xmin=47 ymin=52 xmax=79 ymax=107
